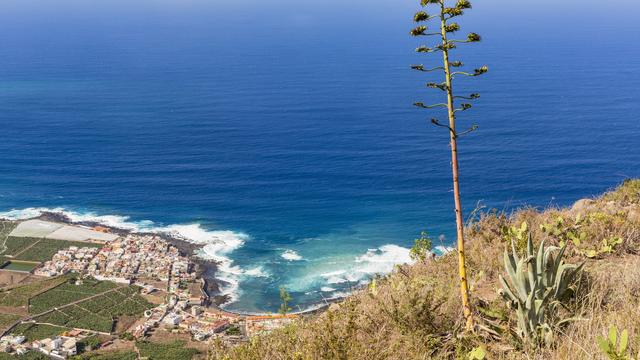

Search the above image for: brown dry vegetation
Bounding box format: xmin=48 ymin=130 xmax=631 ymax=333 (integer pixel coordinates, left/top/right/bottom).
xmin=209 ymin=179 xmax=640 ymax=360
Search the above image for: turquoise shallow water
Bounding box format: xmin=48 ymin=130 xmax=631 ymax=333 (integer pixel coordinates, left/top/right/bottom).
xmin=0 ymin=0 xmax=639 ymax=312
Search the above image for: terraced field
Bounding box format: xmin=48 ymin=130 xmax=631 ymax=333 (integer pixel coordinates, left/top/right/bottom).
xmin=30 ymin=280 xmax=154 ymax=333
xmin=1 ymin=237 xmax=40 ymax=257
xmin=29 ymin=277 xmax=119 ymax=313
xmin=0 ymin=313 xmax=21 ymax=329
xmin=1 ymin=274 xmax=153 ymax=337
xmin=137 ymin=340 xmax=200 ymax=360
xmin=10 ymin=323 xmax=69 ymax=342
xmin=0 ymin=276 xmax=68 ymax=307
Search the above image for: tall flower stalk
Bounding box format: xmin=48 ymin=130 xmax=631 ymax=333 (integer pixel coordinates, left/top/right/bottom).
xmin=410 ymin=0 xmax=487 ymax=331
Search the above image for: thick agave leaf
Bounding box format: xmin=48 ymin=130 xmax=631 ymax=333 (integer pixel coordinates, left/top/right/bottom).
xmin=534 ymin=282 xmax=545 ymax=300
xmin=556 ymin=316 xmax=585 ymax=327
xmin=516 ymin=259 xmax=530 ymax=298
xmin=516 ymin=309 xmax=528 ymax=339
xmin=527 ymin=257 xmax=537 ymax=292
xmin=553 ymin=242 xmax=568 ymax=276
xmin=504 ymin=249 xmax=518 ymax=284
xmin=537 ymin=299 xmax=546 ymax=324
xmin=536 ymin=238 xmax=545 ymax=277
xmin=527 ymin=235 xmax=534 ymax=258
xmin=545 ymin=247 xmax=561 ymax=286
xmin=511 ymin=240 xmax=520 ymax=265
xmin=553 ymin=263 xmax=578 ymax=299
xmin=528 ymin=321 xmax=536 ymax=339
xmin=541 ymin=286 xmax=555 ymax=304
xmin=525 ymin=283 xmax=536 ymax=310
xmin=499 ymin=275 xmax=519 ymax=303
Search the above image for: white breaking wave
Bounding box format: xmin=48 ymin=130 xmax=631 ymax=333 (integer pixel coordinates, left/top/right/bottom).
xmin=162 ymin=224 xmax=247 ymax=257
xmin=434 ymin=245 xmax=454 ymax=255
xmin=281 ymin=249 xmax=303 ymax=261
xmin=243 ymin=266 xmax=270 ymax=278
xmin=354 ymin=244 xmax=413 ymax=275
xmin=321 ymin=270 xmax=349 ymax=285
xmin=288 ymin=244 xmax=414 ymax=294
xmin=0 ymin=207 xmax=153 ymax=231
xmin=320 ymin=244 xmax=413 ymax=286
xmin=0 ymin=207 xmax=247 ymax=302
xmin=326 ymin=291 xmax=351 ymax=300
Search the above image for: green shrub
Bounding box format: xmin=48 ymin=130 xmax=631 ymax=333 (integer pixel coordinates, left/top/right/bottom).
xmin=409 ymin=231 xmax=432 ymax=262
xmin=540 ymin=215 xmax=588 ymax=248
xmin=501 ymin=221 xmax=529 ymax=251
xmin=225 ymin=325 xmax=241 ymax=336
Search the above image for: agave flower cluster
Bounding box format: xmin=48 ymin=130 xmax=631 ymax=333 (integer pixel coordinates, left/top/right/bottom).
xmin=410 ymin=0 xmax=486 ymax=137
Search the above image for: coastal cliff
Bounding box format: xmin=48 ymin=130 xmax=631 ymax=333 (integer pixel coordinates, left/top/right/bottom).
xmin=210 ymin=180 xmax=640 ymax=359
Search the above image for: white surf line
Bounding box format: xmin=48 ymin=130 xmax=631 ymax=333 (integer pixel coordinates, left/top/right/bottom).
xmin=0 ymin=207 xmax=248 ymax=304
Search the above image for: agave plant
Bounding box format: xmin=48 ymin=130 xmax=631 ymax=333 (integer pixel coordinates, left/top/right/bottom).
xmin=499 ymin=234 xmax=583 ymax=346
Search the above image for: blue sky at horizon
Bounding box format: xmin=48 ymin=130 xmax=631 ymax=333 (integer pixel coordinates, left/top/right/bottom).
xmin=1 ymin=0 xmax=638 ymax=35
xmin=1 ymin=0 xmax=638 ymax=70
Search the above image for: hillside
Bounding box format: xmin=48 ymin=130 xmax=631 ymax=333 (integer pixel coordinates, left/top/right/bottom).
xmin=210 ymin=180 xmax=640 ymax=359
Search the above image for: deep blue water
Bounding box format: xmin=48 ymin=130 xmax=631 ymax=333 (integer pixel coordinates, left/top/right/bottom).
xmin=0 ymin=0 xmax=639 ymax=312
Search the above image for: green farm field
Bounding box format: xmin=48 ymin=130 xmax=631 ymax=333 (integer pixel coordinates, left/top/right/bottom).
xmin=0 ymin=276 xmax=68 ymax=308
xmin=29 ymin=279 xmax=153 ymax=333
xmin=10 ymin=322 xmax=69 ymax=342
xmin=13 ymin=238 xmax=102 ymax=263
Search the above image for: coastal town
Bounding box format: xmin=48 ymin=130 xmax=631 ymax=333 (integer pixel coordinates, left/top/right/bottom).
xmin=0 ymin=217 xmax=297 ymax=359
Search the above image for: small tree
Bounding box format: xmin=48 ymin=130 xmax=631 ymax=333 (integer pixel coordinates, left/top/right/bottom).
xmin=279 ymin=286 xmax=292 ymax=316
xmin=410 ymin=0 xmax=487 ymax=331
xmin=410 ymin=231 xmax=433 ymax=263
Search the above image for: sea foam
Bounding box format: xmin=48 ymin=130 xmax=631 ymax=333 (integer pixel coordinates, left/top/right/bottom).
xmin=434 ymin=245 xmax=454 ymax=255
xmin=281 ymin=249 xmax=303 ymax=261
xmin=289 ymin=244 xmax=414 ymax=297
xmin=320 ymin=244 xmax=413 ymax=286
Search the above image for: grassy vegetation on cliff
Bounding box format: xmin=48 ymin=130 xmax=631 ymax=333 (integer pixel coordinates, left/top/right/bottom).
xmin=210 ymin=180 xmax=640 ymax=359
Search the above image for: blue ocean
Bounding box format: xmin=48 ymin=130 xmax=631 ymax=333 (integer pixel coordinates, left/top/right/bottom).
xmin=0 ymin=0 xmax=639 ymax=312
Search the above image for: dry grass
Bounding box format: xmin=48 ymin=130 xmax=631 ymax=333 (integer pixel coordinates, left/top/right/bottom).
xmin=209 ymin=180 xmax=640 ymax=360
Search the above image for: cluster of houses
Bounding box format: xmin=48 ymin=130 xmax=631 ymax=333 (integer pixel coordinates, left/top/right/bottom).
xmin=34 ymin=246 xmax=99 ymax=277
xmin=87 ymin=234 xmax=195 ymax=286
xmin=34 ymin=234 xmax=196 ymax=290
xmin=0 ymin=329 xmax=94 ymax=359
xmin=31 ymin=336 xmax=78 ymax=359
xmin=130 ymin=291 xmax=238 ymax=342
xmin=0 ymin=335 xmax=28 ymax=356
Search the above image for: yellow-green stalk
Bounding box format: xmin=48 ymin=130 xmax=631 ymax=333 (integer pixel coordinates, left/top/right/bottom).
xmin=410 ymin=0 xmax=487 ymax=331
